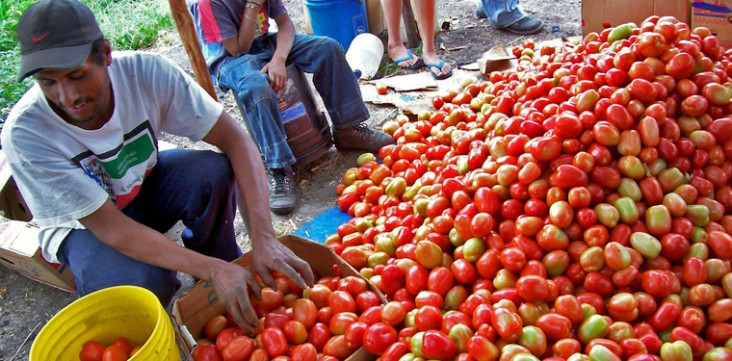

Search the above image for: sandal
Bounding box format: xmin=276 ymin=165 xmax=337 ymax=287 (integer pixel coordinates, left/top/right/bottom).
xmin=392 ymin=49 xmax=423 ymax=70
xmin=426 ymin=60 xmax=453 ymax=80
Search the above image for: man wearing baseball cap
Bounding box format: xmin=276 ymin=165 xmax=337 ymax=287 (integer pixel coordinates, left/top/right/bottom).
xmin=3 ymin=0 xmax=313 ymax=333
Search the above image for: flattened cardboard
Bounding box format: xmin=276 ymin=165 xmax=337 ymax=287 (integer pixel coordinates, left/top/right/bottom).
xmin=0 ymin=220 xmax=75 ymax=292
xmin=478 ymin=45 xmax=517 ymax=75
xmin=581 ymin=0 xmax=689 ymax=35
xmin=691 ymin=0 xmax=732 ymax=48
xmin=172 ymin=234 xmax=386 ymax=359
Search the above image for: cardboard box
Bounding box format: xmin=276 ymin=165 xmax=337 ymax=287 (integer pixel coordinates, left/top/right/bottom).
xmin=0 ymin=150 xmax=32 ymax=222
xmin=0 ymin=219 xmax=76 ymax=292
xmin=172 ymin=234 xmax=386 ymax=359
xmin=691 ymin=0 xmax=732 ymax=48
xmin=582 ymin=0 xmax=690 ymax=35
xmin=0 ymin=150 xmax=76 ymax=292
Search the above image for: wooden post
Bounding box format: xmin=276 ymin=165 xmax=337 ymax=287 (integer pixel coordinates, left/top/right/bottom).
xmin=402 ymin=0 xmax=419 ymax=49
xmin=167 ymin=0 xmax=218 ymax=101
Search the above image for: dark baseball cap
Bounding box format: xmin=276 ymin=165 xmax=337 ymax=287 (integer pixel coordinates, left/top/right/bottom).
xmin=17 ymin=0 xmax=104 ymax=82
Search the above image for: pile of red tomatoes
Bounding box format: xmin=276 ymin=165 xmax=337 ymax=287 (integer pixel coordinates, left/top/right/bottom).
xmin=330 ymin=15 xmax=732 ymax=361
xmin=192 ymin=274 xmax=389 ymax=361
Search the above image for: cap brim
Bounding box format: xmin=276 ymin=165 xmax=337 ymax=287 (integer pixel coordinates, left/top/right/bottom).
xmin=18 ymin=42 xmax=93 ymax=82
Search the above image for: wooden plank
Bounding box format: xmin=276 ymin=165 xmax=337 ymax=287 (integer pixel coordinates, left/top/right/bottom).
xmin=402 ymin=0 xmax=419 ymax=48
xmin=167 ymin=0 xmax=218 ymax=101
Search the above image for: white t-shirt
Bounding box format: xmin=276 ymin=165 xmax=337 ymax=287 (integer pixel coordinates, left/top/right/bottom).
xmin=1 ymin=51 xmax=224 ymax=263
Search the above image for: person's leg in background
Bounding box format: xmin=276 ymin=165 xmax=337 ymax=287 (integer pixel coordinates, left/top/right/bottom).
xmin=58 ymin=149 xmax=240 ymax=306
xmin=477 ymin=0 xmax=544 ymax=35
xmin=381 ymin=0 xmax=423 ymax=70
xmin=217 ymin=39 xmax=298 ymax=215
xmin=288 ymin=34 xmax=393 ymax=153
xmin=414 ymin=0 xmax=452 ymax=80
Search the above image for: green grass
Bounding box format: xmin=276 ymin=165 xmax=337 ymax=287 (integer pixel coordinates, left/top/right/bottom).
xmin=0 ymin=0 xmax=175 ymax=122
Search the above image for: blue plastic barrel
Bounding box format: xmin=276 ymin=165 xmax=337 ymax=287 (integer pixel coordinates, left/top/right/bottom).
xmin=304 ymin=0 xmax=369 ymax=51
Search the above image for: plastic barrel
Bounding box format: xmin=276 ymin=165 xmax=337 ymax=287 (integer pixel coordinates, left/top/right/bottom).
xmin=305 ymin=0 xmax=369 ymax=51
xmin=30 ymin=285 xmax=181 ymax=361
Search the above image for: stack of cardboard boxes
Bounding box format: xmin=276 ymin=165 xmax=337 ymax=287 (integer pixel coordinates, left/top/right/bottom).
xmin=0 ymin=149 xmax=76 ymax=292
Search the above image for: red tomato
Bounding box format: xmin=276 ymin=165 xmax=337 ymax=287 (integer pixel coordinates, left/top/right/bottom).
xmin=421 ymin=330 xmax=456 ymax=360
xmin=343 ymin=321 xmax=368 ymax=349
xmin=261 ymin=328 xmax=288 ymax=357
xmin=381 ymin=301 xmax=407 ymax=326
xmin=102 ymin=345 xmax=128 ymax=361
xmin=221 ymin=336 xmax=254 ymax=361
xmin=328 ymin=290 xmax=357 ymax=314
xmin=216 ymin=327 xmax=242 ymax=353
xmin=415 ymin=305 xmax=444 ymax=331
xmin=204 ymin=315 xmax=230 ymax=342
xmin=291 ymin=343 xmax=317 ymax=361
xmin=283 ymin=320 xmax=308 ymax=345
xmin=329 ymin=312 xmax=359 ymax=335
xmin=259 ymin=288 xmax=284 ymax=311
xmin=362 ymin=322 xmax=398 ymax=355
xmin=323 ymin=335 xmax=353 ymax=360
xmin=108 ymin=337 xmax=133 ymax=356
xmin=192 ymin=344 xmax=223 ymax=361
xmin=515 ymin=275 xmax=549 ymax=302
xmin=292 ymin=298 xmax=317 ymax=329
xmin=307 ymin=322 xmax=331 ymax=351
xmin=80 ymin=340 xmax=106 ymax=361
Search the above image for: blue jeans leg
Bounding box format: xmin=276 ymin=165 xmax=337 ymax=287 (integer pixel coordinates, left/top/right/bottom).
xmin=288 ymin=34 xmax=370 ymax=129
xmin=218 ymin=41 xmax=296 ymax=170
xmin=57 ymin=149 xmax=240 ymax=306
xmin=481 ymin=0 xmax=526 ymax=28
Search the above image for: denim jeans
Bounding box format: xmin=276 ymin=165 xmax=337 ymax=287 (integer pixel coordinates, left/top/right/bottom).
xmin=217 ymin=33 xmax=370 ymax=170
xmin=481 ymin=0 xmax=527 ymax=28
xmin=57 ymin=149 xmax=241 ymax=306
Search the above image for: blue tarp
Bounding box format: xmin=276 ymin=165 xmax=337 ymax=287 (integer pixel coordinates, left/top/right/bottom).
xmin=293 ymin=206 xmax=352 ymax=243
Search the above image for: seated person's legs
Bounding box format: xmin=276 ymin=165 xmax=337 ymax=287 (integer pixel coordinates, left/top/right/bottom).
xmin=288 ymin=35 xmax=393 ymax=153
xmin=218 ymin=52 xmax=298 ymax=215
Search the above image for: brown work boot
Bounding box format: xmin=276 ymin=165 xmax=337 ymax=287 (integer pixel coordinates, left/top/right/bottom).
xmin=333 ymin=123 xmax=393 ymax=153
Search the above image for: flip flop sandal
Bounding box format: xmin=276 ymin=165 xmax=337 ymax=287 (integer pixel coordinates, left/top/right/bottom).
xmin=392 ymin=49 xmax=424 ymax=70
xmin=426 ymin=60 xmax=453 ymax=80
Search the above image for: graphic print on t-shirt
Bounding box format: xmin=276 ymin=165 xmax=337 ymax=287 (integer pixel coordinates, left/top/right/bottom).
xmin=71 ymin=121 xmax=158 ymax=210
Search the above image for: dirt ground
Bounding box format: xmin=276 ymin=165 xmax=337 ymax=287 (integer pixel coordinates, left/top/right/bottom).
xmin=0 ymin=0 xmax=581 ymax=359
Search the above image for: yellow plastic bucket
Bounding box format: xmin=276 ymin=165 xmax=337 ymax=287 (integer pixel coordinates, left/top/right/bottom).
xmin=30 ymin=285 xmax=181 ymax=361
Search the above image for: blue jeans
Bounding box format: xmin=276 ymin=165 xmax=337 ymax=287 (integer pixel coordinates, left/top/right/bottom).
xmin=481 ymin=0 xmax=527 ymax=28
xmin=57 ymin=149 xmax=241 ymax=306
xmin=217 ymin=33 xmax=370 ymax=170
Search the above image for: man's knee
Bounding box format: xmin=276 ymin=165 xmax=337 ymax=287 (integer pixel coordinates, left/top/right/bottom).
xmin=235 ymin=73 xmax=275 ymax=103
xmin=317 ymin=36 xmax=345 ymax=56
